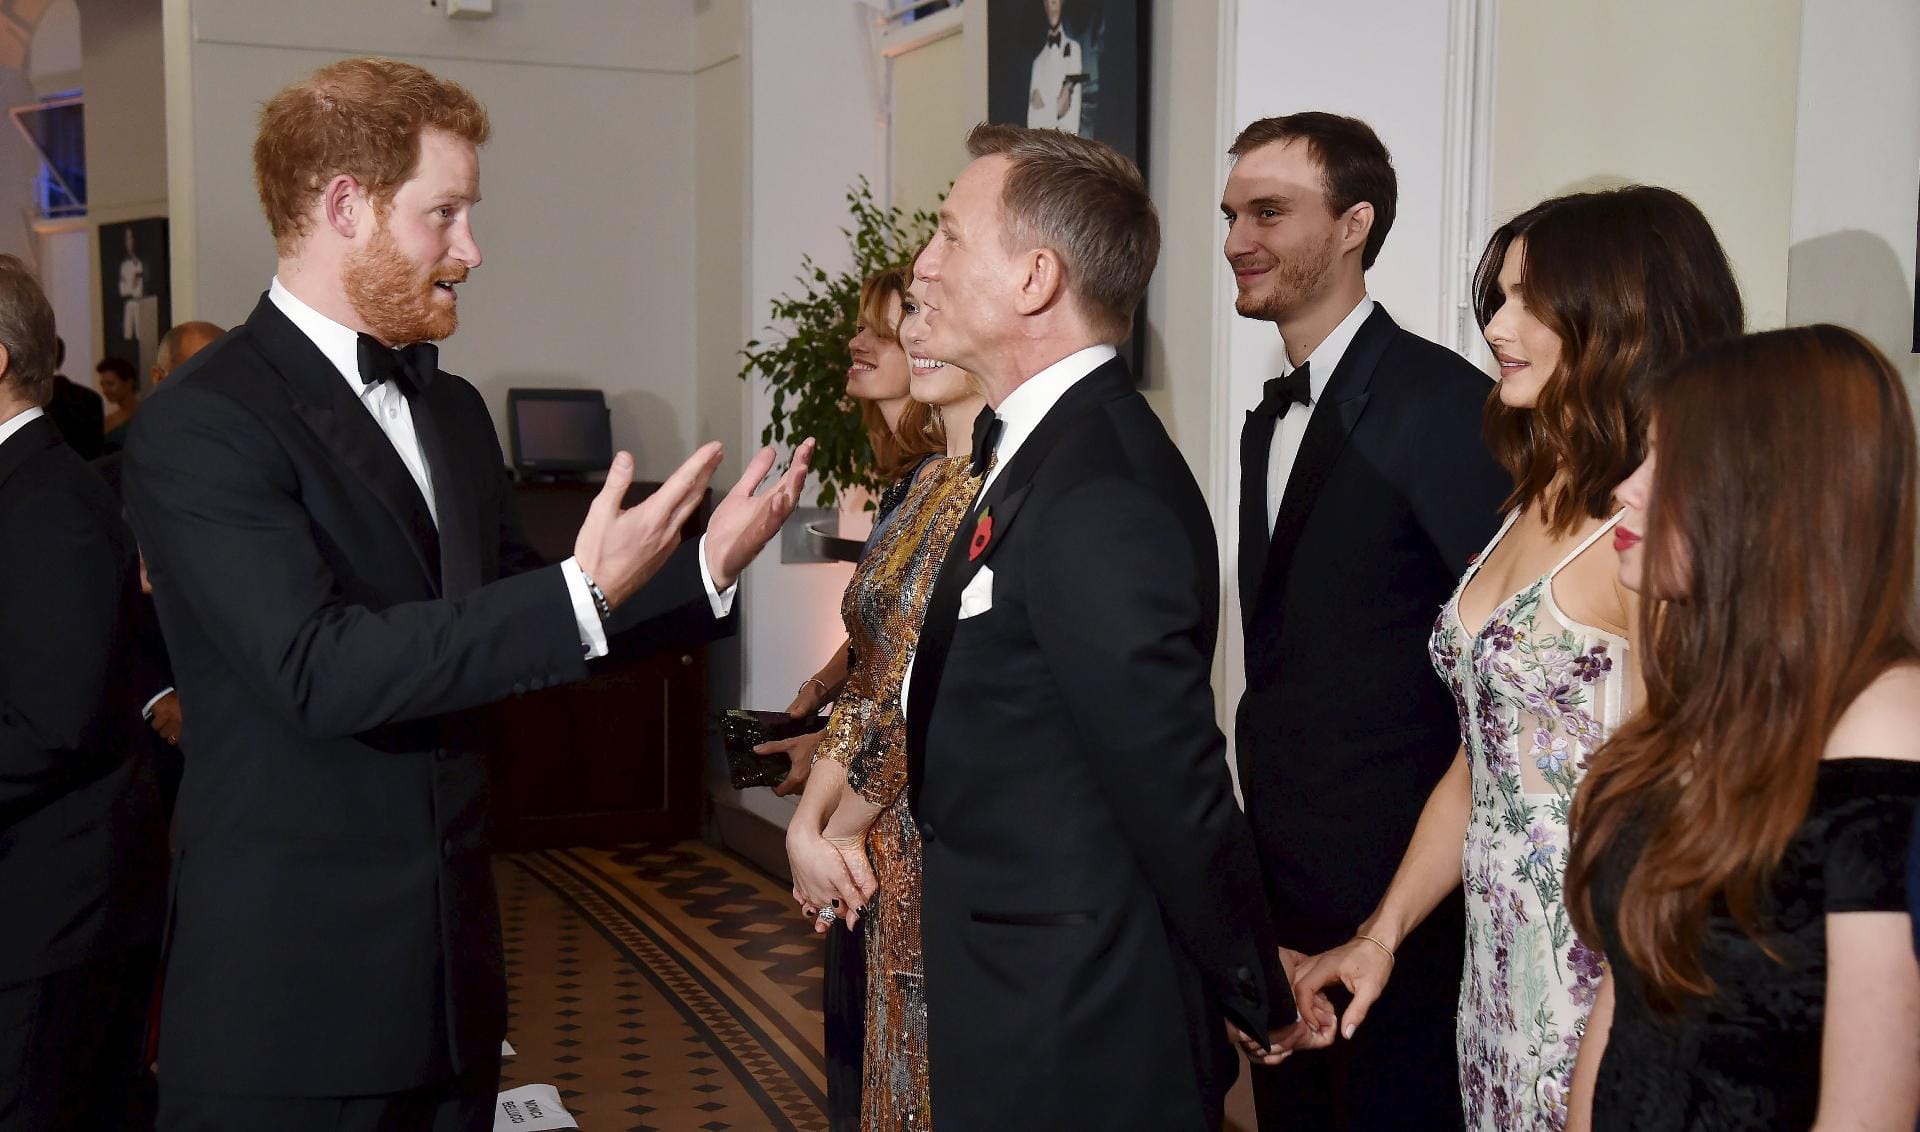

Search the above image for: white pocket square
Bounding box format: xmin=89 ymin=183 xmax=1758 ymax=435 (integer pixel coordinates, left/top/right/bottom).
xmin=957 ymin=565 xmax=994 ymax=619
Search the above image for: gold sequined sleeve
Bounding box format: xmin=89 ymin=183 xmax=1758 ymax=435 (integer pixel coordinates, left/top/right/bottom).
xmin=811 ymin=694 xmax=859 ymax=769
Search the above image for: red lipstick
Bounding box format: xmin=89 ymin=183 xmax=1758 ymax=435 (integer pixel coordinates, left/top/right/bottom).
xmin=1612 ymin=526 xmax=1642 ymax=552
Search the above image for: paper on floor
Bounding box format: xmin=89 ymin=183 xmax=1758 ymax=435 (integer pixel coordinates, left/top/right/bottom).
xmin=493 ymin=1083 xmax=577 ymax=1130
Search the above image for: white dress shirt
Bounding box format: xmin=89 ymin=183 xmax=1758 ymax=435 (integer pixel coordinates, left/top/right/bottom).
xmin=0 ymin=405 xmax=44 ymax=449
xmin=899 ymin=343 xmax=1118 ymax=715
xmin=1265 ymin=296 xmax=1374 ymax=535
xmin=267 ymin=279 xmax=734 ymax=660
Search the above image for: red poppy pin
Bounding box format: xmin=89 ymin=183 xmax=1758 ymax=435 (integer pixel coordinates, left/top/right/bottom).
xmin=968 ymin=506 xmax=993 ymax=562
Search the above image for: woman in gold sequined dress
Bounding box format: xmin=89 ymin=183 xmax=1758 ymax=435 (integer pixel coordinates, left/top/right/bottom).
xmin=787 ymin=276 xmax=987 ymax=1129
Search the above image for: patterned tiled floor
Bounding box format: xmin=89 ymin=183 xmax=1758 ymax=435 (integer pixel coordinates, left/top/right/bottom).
xmin=496 ymin=842 xmax=828 ymax=1131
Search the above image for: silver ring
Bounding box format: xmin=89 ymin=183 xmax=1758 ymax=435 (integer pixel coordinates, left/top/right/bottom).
xmin=815 ymin=906 xmax=839 ymax=925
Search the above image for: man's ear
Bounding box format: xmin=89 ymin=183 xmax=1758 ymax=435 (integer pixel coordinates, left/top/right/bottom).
xmin=322 ymin=174 xmax=369 ymax=240
xmin=1013 ymin=248 xmax=1067 ymax=317
xmin=1341 ymin=202 xmax=1374 ymax=260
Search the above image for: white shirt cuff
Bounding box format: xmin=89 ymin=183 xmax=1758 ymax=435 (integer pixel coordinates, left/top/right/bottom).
xmin=698 ymin=534 xmax=737 ymax=618
xmin=141 ymin=687 xmax=175 ymax=719
xmin=560 ymin=557 xmax=610 ymax=660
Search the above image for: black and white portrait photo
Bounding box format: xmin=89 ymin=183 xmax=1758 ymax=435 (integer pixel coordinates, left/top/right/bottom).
xmin=987 ymin=0 xmax=1148 ymax=172
xmin=97 ymin=216 xmax=171 ymax=377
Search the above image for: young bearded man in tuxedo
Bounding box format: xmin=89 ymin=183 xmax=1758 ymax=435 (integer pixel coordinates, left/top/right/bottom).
xmin=897 ymin=124 xmax=1301 ymax=1130
xmin=123 ymin=58 xmax=811 ymax=1130
xmin=0 ymin=255 xmax=167 ymax=1129
xmin=1221 ymin=113 xmax=1508 ymax=1130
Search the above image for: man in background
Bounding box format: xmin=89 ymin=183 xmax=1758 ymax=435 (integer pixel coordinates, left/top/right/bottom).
xmin=0 ymin=253 xmax=166 ymax=1130
xmin=1223 ymin=112 xmax=1508 ymax=1130
xmin=150 ymin=321 xmax=225 ymax=391
xmin=45 ymin=336 xmax=105 ymax=459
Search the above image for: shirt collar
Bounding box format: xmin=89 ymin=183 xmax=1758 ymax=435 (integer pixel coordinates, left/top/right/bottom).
xmin=1280 ymin=295 xmax=1374 ymax=403
xmin=991 ymin=343 xmax=1116 ymax=456
xmin=268 ymin=277 xmax=372 ymax=395
xmin=0 ymin=405 xmax=45 ymax=450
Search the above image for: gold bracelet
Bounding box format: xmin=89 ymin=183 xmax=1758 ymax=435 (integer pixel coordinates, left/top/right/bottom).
xmin=1357 ymin=933 xmax=1396 ymax=964
xmin=801 ymin=676 xmax=830 ymax=700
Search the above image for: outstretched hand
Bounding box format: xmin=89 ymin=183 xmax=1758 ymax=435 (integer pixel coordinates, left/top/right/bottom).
xmin=573 ymin=445 xmax=722 ymax=608
xmin=705 ymin=440 xmax=816 ymax=591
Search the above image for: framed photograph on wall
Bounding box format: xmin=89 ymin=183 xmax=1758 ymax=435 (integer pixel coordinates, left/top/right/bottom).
xmin=98 ymin=217 xmax=171 ymax=379
xmin=987 ymin=0 xmax=1151 ymax=380
xmin=988 ymin=0 xmax=1149 ymax=171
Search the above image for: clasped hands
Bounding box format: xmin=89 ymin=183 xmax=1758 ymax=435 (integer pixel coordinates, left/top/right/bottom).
xmin=1231 ymin=936 xmax=1397 ymax=1065
xmin=572 ymin=437 xmax=816 ymax=610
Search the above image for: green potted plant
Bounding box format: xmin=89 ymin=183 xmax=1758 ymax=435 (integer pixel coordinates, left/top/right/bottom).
xmin=740 ymin=178 xmax=937 ymax=508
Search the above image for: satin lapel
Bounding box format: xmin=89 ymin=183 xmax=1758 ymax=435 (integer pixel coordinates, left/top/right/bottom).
xmin=0 ymin=415 xmax=58 ymax=493
xmin=1238 ymin=408 xmax=1275 ymax=629
xmin=408 ymin=378 xmax=481 ymax=597
xmin=245 ymin=297 xmax=442 ymax=592
xmin=1254 ymin=306 xmax=1397 ymax=616
xmin=906 ymin=359 xmax=1133 ymax=816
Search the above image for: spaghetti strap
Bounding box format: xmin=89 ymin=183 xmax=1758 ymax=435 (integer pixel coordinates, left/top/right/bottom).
xmin=1547 ymin=509 xmax=1626 ymax=578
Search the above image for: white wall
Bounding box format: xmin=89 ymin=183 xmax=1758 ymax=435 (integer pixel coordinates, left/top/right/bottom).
xmin=730 ymin=0 xmax=879 ymax=828
xmin=1491 ymin=0 xmax=1803 ymax=328
xmin=1784 ymin=0 xmax=1919 ymax=401
xmin=1215 ymin=0 xmax=1474 ymax=731
xmin=167 ymin=0 xmax=718 ymax=482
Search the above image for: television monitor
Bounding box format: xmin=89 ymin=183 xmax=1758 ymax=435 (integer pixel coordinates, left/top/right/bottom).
xmin=507 ymin=388 xmax=613 ymax=475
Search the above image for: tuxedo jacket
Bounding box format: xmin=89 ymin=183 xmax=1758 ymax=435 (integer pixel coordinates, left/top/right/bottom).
xmin=123 ymin=295 xmax=730 ymax=1097
xmin=906 ymin=359 xmax=1287 ymax=1131
xmin=46 ymin=374 xmax=105 ymax=460
xmin=0 ymin=415 xmax=166 ymax=985
xmin=1236 ymin=305 xmax=1508 ymax=950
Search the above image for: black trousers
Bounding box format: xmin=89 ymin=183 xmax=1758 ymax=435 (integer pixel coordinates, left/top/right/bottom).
xmin=0 ymin=943 xmax=160 ymax=1132
xmin=1253 ymin=904 xmax=1465 ymax=1132
xmin=157 ymin=1053 xmax=500 ymax=1132
xmin=822 ymin=917 xmax=866 ymax=1132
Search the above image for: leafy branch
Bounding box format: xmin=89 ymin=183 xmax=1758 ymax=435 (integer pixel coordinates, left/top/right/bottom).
xmin=739 ymin=178 xmax=937 ymax=507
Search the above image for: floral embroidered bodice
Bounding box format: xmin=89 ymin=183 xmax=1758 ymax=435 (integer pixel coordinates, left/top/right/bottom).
xmin=1429 ymin=509 xmax=1631 ymax=1131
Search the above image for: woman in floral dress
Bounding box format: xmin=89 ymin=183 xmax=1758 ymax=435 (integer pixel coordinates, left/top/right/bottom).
xmin=1290 ymin=186 xmax=1744 ymax=1130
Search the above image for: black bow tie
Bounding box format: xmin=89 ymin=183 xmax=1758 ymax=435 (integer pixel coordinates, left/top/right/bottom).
xmin=356 ymin=334 xmax=438 ymax=394
xmin=970 ymin=412 xmax=1004 ymax=477
xmin=1251 ymin=362 xmax=1312 ymax=424
xmin=1047 ymin=30 xmax=1062 ymax=47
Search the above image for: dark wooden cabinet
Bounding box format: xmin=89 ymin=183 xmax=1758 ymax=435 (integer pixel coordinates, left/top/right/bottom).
xmin=485 ymin=478 xmax=711 ymax=850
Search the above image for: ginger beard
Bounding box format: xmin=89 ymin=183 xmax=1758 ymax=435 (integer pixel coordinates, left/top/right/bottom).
xmin=1234 ymin=223 xmax=1339 ymax=322
xmin=343 ymin=213 xmax=468 ymax=344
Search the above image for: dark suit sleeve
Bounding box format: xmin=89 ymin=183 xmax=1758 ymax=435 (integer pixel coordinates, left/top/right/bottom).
xmin=0 ymin=484 xmax=125 ymax=818
xmin=124 ymin=384 xmax=590 ymax=739
xmin=1025 ymin=477 xmax=1292 ymax=1037
xmin=1405 ymin=373 xmax=1510 ymax=574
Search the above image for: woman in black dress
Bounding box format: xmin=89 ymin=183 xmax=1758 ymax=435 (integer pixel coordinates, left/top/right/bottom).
xmin=1564 ymin=324 xmax=1920 ymax=1131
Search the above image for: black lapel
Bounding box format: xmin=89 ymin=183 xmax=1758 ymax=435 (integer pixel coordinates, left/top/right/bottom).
xmin=0 ymin=414 xmax=59 ymax=493
xmin=245 ymin=296 xmax=442 ymax=592
xmin=1252 ymin=304 xmax=1398 ymax=619
xmin=1238 ymin=406 xmax=1277 ymax=629
xmin=408 ymin=376 xmax=482 ymax=597
xmin=906 ymin=358 xmax=1134 ymax=816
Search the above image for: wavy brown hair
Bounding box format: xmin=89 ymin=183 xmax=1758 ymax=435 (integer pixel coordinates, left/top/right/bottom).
xmin=1566 ymin=325 xmax=1920 ymax=1010
xmin=1475 ymin=186 xmax=1744 ymax=534
xmin=855 ymin=267 xmax=944 ymax=481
